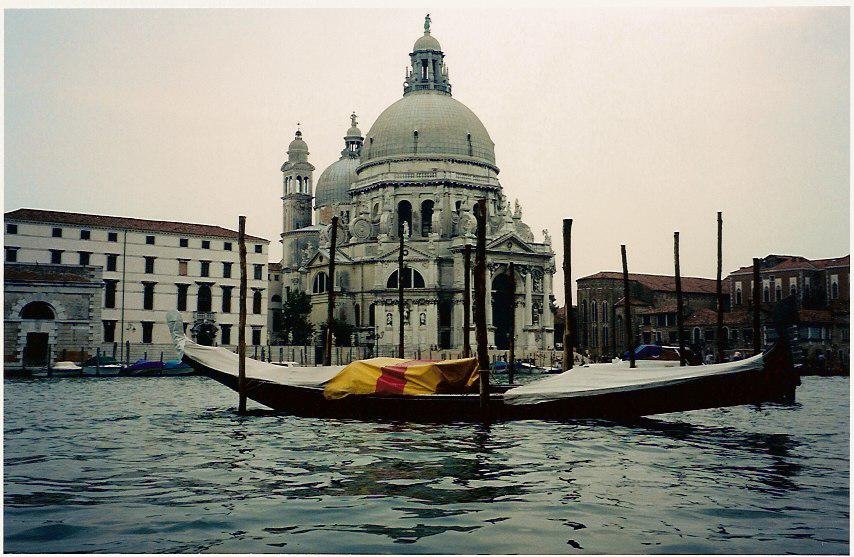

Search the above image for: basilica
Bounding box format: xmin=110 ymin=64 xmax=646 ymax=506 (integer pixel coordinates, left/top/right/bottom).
xmin=272 ymin=16 xmax=556 ymax=352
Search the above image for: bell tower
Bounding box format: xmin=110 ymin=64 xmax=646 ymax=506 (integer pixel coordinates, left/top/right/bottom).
xmin=280 ymin=127 xmax=315 ymax=269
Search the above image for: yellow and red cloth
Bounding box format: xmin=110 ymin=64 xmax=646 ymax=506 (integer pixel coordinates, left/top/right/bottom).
xmin=323 ymin=357 xmax=480 ymax=399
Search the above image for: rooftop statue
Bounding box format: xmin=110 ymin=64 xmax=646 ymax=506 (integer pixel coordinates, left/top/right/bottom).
xmin=424 ymin=13 xmax=431 ymax=33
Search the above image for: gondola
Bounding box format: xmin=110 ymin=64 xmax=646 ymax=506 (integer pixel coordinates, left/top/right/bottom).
xmin=168 ymin=313 xmax=799 ymax=422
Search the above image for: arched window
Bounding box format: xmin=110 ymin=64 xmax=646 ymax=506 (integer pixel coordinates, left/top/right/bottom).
xmin=591 ymin=300 xmax=598 ymax=323
xmin=421 ymin=200 xmax=434 ymax=236
xmin=775 ymin=284 xmax=782 ymax=301
xmin=581 ymin=300 xmax=588 ymax=323
xmin=692 ymin=327 xmax=701 ymax=344
xmin=20 ymin=301 xmax=55 ymax=320
xmin=297 ymin=176 xmax=303 ymax=192
xmin=603 ymin=326 xmax=609 ymax=348
xmin=735 ymin=288 xmax=742 ymax=306
xmin=387 ymin=268 xmax=425 ymax=289
xmin=831 ymin=281 xmax=839 ymax=300
xmin=397 ymin=200 xmax=412 ymax=236
xmin=253 ymin=291 xmax=262 ymax=314
xmin=763 ymin=285 xmax=770 ymax=303
xmin=271 ymin=294 xmax=281 ymax=304
xmin=355 ymin=303 xmax=361 ymax=326
xmin=313 ymin=272 xmax=328 ymax=294
xmin=602 ymin=301 xmax=608 ymax=322
xmin=371 ymin=203 xmax=380 ymax=221
xmin=197 ymin=284 xmax=212 ymax=312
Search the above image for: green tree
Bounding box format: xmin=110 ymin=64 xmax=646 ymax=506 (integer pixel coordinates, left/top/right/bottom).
xmin=319 ymin=318 xmax=355 ymax=347
xmin=275 ymin=291 xmax=315 ymax=345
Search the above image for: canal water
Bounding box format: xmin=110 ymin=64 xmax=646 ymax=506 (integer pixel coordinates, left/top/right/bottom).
xmin=4 ymin=375 xmax=849 ymax=554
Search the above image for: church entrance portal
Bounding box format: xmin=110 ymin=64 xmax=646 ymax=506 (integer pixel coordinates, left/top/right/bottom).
xmin=492 ymin=273 xmax=514 ymax=350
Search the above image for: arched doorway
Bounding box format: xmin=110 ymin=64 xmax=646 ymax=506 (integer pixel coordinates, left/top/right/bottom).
xmin=492 ymin=273 xmax=514 ymax=350
xmin=20 ymin=301 xmax=55 ymax=366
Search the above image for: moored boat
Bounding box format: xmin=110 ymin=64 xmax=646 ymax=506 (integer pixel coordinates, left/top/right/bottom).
xmin=169 ymin=313 xmax=799 ymax=422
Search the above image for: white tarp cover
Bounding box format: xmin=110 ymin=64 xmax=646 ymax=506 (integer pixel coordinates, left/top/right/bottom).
xmin=166 ymin=312 xmax=343 ymax=387
xmin=503 ymin=352 xmax=765 ymax=406
xmin=183 ymin=340 xmax=344 ymax=386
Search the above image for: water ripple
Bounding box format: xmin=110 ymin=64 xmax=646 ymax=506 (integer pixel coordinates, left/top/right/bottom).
xmin=3 ymin=375 xmax=849 ymax=553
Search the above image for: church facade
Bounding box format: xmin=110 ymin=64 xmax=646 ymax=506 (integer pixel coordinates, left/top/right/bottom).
xmin=275 ymin=16 xmax=556 ymax=353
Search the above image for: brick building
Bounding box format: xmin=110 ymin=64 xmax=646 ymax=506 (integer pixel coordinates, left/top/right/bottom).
xmin=723 ymin=254 xmax=849 ymax=369
xmin=577 ymin=272 xmax=725 ymax=361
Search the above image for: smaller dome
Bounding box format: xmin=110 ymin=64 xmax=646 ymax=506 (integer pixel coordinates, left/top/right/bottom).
xmin=346 ymin=125 xmax=362 ymax=138
xmin=315 ymin=157 xmax=358 ymax=207
xmin=288 ymin=130 xmax=308 ymax=153
xmin=413 ymin=32 xmax=441 ymax=52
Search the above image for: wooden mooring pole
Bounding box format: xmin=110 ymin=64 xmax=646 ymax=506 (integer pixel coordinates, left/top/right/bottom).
xmin=674 ymin=232 xmax=687 ymax=366
xmin=463 ymin=243 xmax=472 ymax=358
xmin=398 ymin=222 xmax=405 ymax=358
xmin=508 ymin=262 xmax=516 ymax=385
xmin=752 ymin=257 xmax=762 ymax=355
xmin=324 ymin=216 xmax=339 ymax=366
xmin=716 ymin=211 xmax=725 ymax=363
xmin=473 ymin=199 xmax=490 ymax=410
xmin=621 ymin=245 xmax=636 ymax=368
xmin=237 ymin=215 xmax=247 ymax=414
xmin=562 ymin=219 xmax=574 ymax=371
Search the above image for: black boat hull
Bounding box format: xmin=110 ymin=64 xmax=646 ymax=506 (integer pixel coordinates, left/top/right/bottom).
xmin=185 ymin=342 xmax=798 ymax=422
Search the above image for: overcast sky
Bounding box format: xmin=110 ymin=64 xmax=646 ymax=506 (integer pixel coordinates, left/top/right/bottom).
xmin=5 ymin=7 xmax=849 ymax=305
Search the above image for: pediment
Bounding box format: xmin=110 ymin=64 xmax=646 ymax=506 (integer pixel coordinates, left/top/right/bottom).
xmin=487 ymin=232 xmax=535 ymax=253
xmin=376 ymin=243 xmax=433 ymax=262
xmin=306 ymin=247 xmax=353 ymax=268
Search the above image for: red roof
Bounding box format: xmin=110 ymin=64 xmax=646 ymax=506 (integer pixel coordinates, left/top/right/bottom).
xmin=5 ymin=208 xmax=268 ymax=242
xmin=729 ymin=254 xmax=849 ymax=276
xmin=579 ymin=271 xmax=724 ymax=295
xmin=268 ymin=261 xmax=282 ymax=271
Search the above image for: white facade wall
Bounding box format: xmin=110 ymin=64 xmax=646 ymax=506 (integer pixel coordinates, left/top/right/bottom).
xmin=4 ymin=220 xmax=270 ymax=346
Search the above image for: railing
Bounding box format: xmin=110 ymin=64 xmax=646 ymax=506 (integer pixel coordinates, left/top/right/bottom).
xmin=352 ymin=170 xmax=500 ymax=190
xmin=193 ymin=311 xmax=217 ymax=323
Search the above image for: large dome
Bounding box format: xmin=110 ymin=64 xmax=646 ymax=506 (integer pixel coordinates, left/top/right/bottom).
xmin=360 ymin=90 xmax=496 ymax=168
xmin=315 ymin=156 xmax=358 ymax=207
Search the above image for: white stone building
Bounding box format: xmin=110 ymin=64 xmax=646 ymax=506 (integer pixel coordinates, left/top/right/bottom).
xmin=4 ymin=209 xmax=270 ymax=353
xmin=276 ymin=16 xmax=556 ymax=353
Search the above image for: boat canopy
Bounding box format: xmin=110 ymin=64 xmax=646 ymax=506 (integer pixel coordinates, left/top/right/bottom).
xmin=324 ymin=357 xmax=480 ymax=399
xmin=503 ymin=352 xmax=766 ymax=406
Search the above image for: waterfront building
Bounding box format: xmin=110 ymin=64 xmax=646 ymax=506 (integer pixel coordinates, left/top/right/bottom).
xmin=577 ymin=253 xmax=849 ymax=368
xmin=725 ymin=254 xmax=849 ymax=369
xmin=4 ymin=263 xmax=103 ymax=367
xmin=4 ymin=208 xmax=270 ymax=366
xmin=576 ymin=272 xmax=723 ymax=361
xmin=276 ymin=16 xmax=556 ymax=352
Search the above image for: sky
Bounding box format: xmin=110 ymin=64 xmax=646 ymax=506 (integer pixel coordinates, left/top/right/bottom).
xmin=4 ymin=7 xmax=849 ymax=305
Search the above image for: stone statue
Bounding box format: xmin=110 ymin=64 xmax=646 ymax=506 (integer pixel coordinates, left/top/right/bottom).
xmin=514 ymin=199 xmax=522 ymax=219
xmin=350 ymin=112 xmax=358 ymax=128
xmin=424 ymin=13 xmax=431 ymax=33
xmin=402 ymin=221 xmax=410 ymax=237
xmin=542 ymin=229 xmax=552 ymax=246
xmin=301 ymin=243 xmax=314 ymax=264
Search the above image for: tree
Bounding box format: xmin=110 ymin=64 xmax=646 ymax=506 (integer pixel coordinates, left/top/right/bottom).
xmin=274 ymin=291 xmax=314 ymax=345
xmin=319 ymin=318 xmax=355 ymax=347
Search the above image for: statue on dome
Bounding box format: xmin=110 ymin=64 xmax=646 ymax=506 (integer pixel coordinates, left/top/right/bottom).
xmin=424 ymin=13 xmax=431 ymax=33
xmin=350 ymin=112 xmax=358 ymax=128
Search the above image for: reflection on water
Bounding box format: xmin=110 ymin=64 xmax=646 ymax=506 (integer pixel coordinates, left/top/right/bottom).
xmin=4 ymin=376 xmax=849 ymax=554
